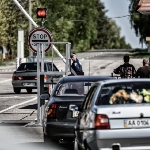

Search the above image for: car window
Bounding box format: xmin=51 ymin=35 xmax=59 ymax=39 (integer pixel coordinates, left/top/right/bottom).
xmin=47 ymin=63 xmax=58 ymax=71
xmin=17 ymin=63 xmax=46 ymax=71
xmin=55 ymin=82 xmax=93 ymax=96
xmin=96 ymin=82 xmax=150 ymax=105
xmin=82 ymin=86 xmax=97 ymax=110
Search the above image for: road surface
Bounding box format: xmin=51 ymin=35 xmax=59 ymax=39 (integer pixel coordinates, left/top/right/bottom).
xmin=0 ymin=50 xmax=143 ymax=150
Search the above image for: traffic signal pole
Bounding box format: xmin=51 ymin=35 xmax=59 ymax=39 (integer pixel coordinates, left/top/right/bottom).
xmin=13 ymin=0 xmax=77 ymax=76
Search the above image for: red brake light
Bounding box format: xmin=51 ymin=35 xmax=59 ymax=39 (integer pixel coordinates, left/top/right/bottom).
xmin=47 ymin=103 xmax=57 ymax=119
xmin=12 ymin=76 xmax=23 ymax=80
xmin=94 ymin=114 xmax=110 ymax=129
xmin=44 ymin=75 xmax=48 ymax=81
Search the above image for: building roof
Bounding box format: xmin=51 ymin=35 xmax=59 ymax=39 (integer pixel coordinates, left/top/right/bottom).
xmin=135 ymin=0 xmax=150 ymax=14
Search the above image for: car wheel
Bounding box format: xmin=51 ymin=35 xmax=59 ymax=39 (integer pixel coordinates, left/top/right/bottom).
xmin=14 ymin=88 xmax=21 ymax=94
xmin=26 ymin=88 xmax=32 ymax=94
xmin=74 ymin=138 xmax=82 ymax=150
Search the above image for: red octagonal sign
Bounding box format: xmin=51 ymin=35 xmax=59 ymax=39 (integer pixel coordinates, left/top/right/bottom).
xmin=28 ymin=27 xmax=53 ymax=53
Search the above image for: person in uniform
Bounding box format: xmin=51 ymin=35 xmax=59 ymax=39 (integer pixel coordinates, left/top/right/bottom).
xmin=136 ymin=59 xmax=150 ymax=78
xmin=71 ymin=53 xmax=83 ymax=73
xmin=113 ymin=55 xmax=136 ymax=78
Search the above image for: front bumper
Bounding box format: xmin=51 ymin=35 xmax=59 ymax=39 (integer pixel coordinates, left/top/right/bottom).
xmin=44 ymin=121 xmax=75 ymax=138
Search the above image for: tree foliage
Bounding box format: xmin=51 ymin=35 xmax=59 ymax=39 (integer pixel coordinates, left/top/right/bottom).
xmin=129 ymin=0 xmax=150 ymax=47
xmin=0 ymin=0 xmax=131 ymax=59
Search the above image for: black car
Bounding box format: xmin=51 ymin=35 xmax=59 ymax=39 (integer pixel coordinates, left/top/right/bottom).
xmin=42 ymin=75 xmax=114 ymax=142
xmin=12 ymin=61 xmax=62 ymax=94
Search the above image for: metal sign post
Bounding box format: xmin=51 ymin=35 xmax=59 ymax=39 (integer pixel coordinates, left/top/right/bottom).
xmin=14 ymin=0 xmax=77 ymax=125
xmin=37 ymin=43 xmax=41 ymax=124
xmin=28 ymin=28 xmax=53 ymax=125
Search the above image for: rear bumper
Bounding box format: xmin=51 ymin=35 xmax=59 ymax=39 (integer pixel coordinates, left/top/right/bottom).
xmin=44 ymin=121 xmax=75 ymax=139
xmin=98 ymin=146 xmax=150 ymax=150
xmin=12 ymin=80 xmax=48 ymax=88
xmin=86 ymin=129 xmax=150 ymax=150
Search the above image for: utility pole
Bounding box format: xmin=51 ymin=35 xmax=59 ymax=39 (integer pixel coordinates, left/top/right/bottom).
xmin=29 ymin=0 xmax=33 ymax=56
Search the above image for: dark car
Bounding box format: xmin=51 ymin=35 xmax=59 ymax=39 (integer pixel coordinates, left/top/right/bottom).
xmin=42 ymin=75 xmax=114 ymax=143
xmin=12 ymin=61 xmax=62 ymax=94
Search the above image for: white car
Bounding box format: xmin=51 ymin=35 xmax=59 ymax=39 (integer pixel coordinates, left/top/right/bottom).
xmin=74 ymin=79 xmax=150 ymax=150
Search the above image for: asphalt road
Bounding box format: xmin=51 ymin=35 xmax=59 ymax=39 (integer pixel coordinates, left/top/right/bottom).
xmin=0 ymin=50 xmax=143 ymax=150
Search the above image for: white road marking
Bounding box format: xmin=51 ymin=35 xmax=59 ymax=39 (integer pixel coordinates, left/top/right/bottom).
xmin=0 ymin=97 xmax=37 ymax=113
xmin=0 ymin=79 xmax=11 ymax=83
xmin=0 ymin=96 xmax=35 ymax=99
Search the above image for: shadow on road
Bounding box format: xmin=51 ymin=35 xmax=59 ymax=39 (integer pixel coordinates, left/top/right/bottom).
xmin=15 ymin=140 xmax=74 ymax=150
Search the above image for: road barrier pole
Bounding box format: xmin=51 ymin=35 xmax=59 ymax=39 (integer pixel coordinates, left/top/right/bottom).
xmin=13 ymin=0 xmax=76 ymax=75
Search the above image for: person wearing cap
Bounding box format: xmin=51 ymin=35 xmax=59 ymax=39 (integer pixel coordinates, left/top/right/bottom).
xmin=71 ymin=53 xmax=83 ymax=73
xmin=113 ymin=55 xmax=136 ymax=78
xmin=136 ymin=59 xmax=150 ymax=78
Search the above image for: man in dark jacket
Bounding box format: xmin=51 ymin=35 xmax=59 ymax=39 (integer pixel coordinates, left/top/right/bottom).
xmin=136 ymin=59 xmax=150 ymax=78
xmin=71 ymin=53 xmax=83 ymax=72
xmin=113 ymin=55 xmax=136 ymax=78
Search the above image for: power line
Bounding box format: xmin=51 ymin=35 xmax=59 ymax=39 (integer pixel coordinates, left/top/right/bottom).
xmin=48 ymin=14 xmax=134 ymax=22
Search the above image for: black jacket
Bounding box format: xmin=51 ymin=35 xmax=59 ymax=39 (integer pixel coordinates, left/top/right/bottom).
xmin=136 ymin=66 xmax=150 ymax=78
xmin=71 ymin=58 xmax=83 ymax=72
xmin=113 ymin=63 xmax=136 ymax=78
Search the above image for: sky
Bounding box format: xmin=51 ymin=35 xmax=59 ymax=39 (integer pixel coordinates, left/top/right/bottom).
xmin=100 ymin=0 xmax=147 ymax=49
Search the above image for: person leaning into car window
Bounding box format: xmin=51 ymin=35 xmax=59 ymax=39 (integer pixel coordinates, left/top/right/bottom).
xmin=113 ymin=55 xmax=136 ymax=78
xmin=71 ymin=53 xmax=83 ymax=73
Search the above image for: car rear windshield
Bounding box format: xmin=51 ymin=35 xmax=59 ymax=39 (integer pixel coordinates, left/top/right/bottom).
xmin=55 ymin=82 xmax=93 ymax=96
xmin=17 ymin=63 xmax=46 ymax=71
xmin=96 ymin=82 xmax=150 ymax=105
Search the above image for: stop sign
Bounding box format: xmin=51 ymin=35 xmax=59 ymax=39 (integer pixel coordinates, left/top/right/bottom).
xmin=28 ymin=27 xmax=53 ymax=53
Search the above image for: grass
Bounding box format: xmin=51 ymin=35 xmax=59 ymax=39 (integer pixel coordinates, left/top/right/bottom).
xmin=129 ymin=48 xmax=150 ymax=58
xmin=0 ymin=60 xmax=15 ymax=66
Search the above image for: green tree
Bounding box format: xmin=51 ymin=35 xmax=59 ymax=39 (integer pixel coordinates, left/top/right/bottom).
xmin=129 ymin=0 xmax=149 ymax=47
xmin=37 ymin=0 xmax=98 ymax=53
xmin=92 ymin=1 xmax=131 ymax=49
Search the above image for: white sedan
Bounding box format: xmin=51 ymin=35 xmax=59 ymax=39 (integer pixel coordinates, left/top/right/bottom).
xmin=74 ymin=79 xmax=150 ymax=150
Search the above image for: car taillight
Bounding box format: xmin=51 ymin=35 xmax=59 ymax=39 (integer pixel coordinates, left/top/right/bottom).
xmin=44 ymin=75 xmax=48 ymax=82
xmin=94 ymin=114 xmax=110 ymax=129
xmin=12 ymin=76 xmax=23 ymax=80
xmin=47 ymin=103 xmax=57 ymax=119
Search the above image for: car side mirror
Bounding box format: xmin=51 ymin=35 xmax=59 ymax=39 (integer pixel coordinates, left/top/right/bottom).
xmin=40 ymin=93 xmax=50 ymax=100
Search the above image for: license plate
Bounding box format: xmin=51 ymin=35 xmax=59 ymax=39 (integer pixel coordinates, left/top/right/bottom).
xmin=124 ymin=119 xmax=150 ymax=128
xmin=72 ymin=111 xmax=79 ymax=118
xmin=23 ymin=83 xmax=35 ymax=86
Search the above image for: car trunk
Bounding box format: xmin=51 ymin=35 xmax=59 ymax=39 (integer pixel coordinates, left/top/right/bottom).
xmin=97 ymin=104 xmax=150 ymax=139
xmin=54 ymin=96 xmax=84 ymax=122
xmin=14 ymin=71 xmax=36 ymax=79
xmin=97 ymin=104 xmax=150 ymax=130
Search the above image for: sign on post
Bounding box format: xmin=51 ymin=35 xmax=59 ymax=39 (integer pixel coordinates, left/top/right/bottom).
xmin=28 ymin=27 xmax=53 ymax=53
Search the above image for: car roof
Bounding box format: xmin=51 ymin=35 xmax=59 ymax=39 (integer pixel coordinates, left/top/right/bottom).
xmin=58 ymin=76 xmax=114 ymax=83
xmin=20 ymin=61 xmax=52 ymax=64
xmin=97 ymin=78 xmax=150 ymax=85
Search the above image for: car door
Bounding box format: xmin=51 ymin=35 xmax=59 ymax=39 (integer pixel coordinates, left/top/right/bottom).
xmin=76 ymin=86 xmax=98 ymax=147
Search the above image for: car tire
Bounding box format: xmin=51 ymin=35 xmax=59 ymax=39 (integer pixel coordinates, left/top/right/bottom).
xmin=74 ymin=137 xmax=82 ymax=150
xmin=26 ymin=88 xmax=32 ymax=94
xmin=14 ymin=88 xmax=21 ymax=94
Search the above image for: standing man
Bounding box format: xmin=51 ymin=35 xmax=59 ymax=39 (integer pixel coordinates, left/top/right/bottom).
xmin=136 ymin=59 xmax=150 ymax=78
xmin=113 ymin=55 xmax=136 ymax=78
xmin=71 ymin=53 xmax=83 ymax=73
